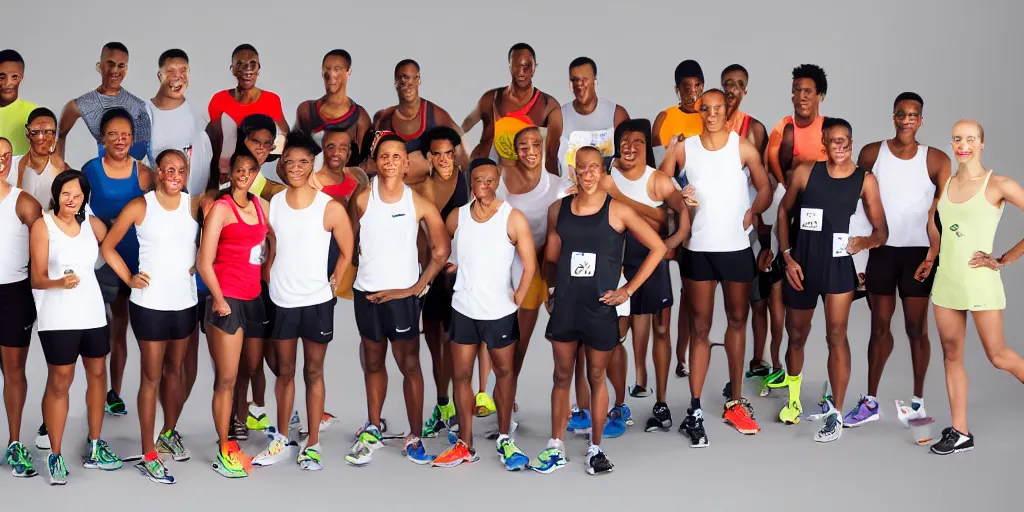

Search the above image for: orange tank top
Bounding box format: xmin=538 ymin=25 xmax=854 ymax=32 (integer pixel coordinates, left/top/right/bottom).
xmin=658 ymin=103 xmax=703 ymax=146
xmin=727 ymin=110 xmax=752 ymax=137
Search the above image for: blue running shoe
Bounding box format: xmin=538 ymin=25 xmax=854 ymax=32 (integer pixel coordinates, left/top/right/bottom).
xmin=496 ymin=436 xmax=529 ymax=471
xmin=530 ymin=446 xmax=567 ymax=474
xmin=48 ymin=453 xmax=68 ymax=485
xmin=404 ymin=437 xmax=435 ymax=465
xmin=567 ymin=408 xmax=592 ymax=433
xmin=621 ymin=403 xmax=634 ymax=426
xmin=603 ymin=406 xmax=628 ymax=438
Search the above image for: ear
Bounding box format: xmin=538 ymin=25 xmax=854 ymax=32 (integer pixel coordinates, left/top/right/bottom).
xmin=818 ymin=92 xmax=826 ymax=103
xmin=95 ymin=62 xmax=102 ymax=73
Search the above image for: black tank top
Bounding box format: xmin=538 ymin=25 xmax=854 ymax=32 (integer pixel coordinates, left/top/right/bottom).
xmin=377 ymin=100 xmax=439 ymax=154
xmin=554 ymin=195 xmax=624 ymax=313
xmin=439 ymin=170 xmax=470 ymax=223
xmin=790 ymin=162 xmax=864 ymax=290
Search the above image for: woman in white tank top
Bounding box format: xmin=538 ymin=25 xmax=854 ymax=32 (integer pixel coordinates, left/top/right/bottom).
xmin=6 ymin=108 xmax=68 ymax=207
xmin=30 ymin=170 xmax=122 ymax=483
xmin=98 ymin=149 xmax=199 ymax=481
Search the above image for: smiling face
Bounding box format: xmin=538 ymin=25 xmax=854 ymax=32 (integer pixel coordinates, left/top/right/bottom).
xmin=282 ymin=146 xmax=315 ymax=187
xmin=823 ymin=124 xmax=853 ymax=165
xmin=322 ymin=130 xmax=352 ymax=171
xmin=394 ymin=62 xmax=420 ymax=104
xmin=243 ymin=128 xmax=274 ymax=165
xmin=0 ymin=61 xmax=24 ymax=105
xmin=951 ymin=120 xmax=984 ymax=165
xmin=375 ymin=140 xmax=408 ymax=179
xmin=157 ymin=152 xmax=188 ymax=194
xmin=98 ymin=48 xmax=129 ymax=90
xmin=103 ymin=117 xmax=134 ymax=160
xmin=428 ymin=138 xmax=456 ymax=178
xmin=617 ymin=129 xmax=647 ymax=171
xmin=159 ymin=57 xmax=190 ymax=100
xmin=514 ymin=128 xmax=542 ymax=170
xmin=25 ymin=115 xmax=57 ymax=156
xmin=230 ymin=154 xmax=260 ymax=193
xmin=322 ymin=55 xmax=350 ymax=95
xmin=58 ymin=177 xmax=86 ymax=215
xmin=232 ymin=49 xmax=260 ymax=91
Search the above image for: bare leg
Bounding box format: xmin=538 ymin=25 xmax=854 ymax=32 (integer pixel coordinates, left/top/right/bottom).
xmin=450 ymin=342 xmax=479 ymax=445
xmin=767 ymin=282 xmax=785 ymax=369
xmin=585 ymin=346 xmax=614 ymax=446
xmin=630 ymin=314 xmax=652 ymax=389
xmin=301 ymin=340 xmax=329 ymax=447
xmin=934 ymin=306 xmax=968 ymax=433
xmin=651 ymin=307 xmax=672 ymax=402
xmin=82 ymin=356 xmax=108 ymax=440
xmin=866 ymin=293 xmax=897 ymax=397
xmin=423 ymin=318 xmax=451 ymax=400
xmin=360 ymin=338 xmax=389 ymax=427
xmin=138 ymin=340 xmax=168 ymax=454
xmin=751 ymin=298 xmax=769 ymax=367
xmin=108 ymin=292 xmax=130 ymax=396
xmin=208 ymin=325 xmax=244 ymax=446
xmin=823 ymin=292 xmax=854 ymax=411
xmin=160 ymin=336 xmax=190 ymax=433
xmin=1 ymin=347 xmax=29 ymax=444
xmin=42 ymin=364 xmax=76 ymax=455
xmin=272 ymin=338 xmax=298 ymax=432
xmin=684 ymin=279 xmax=717 ymax=401
xmin=391 ymin=337 xmax=425 ymax=436
xmin=902 ymin=296 xmax=932 ymax=398
xmin=550 ymin=341 xmax=579 ymax=440
xmin=722 ymin=281 xmax=752 ymax=400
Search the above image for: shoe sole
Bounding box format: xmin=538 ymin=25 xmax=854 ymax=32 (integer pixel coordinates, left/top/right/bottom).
xmin=11 ymin=467 xmax=38 ymax=477
xmin=210 ymin=462 xmax=247 ymax=478
xmin=136 ymin=464 xmax=175 ymax=484
xmin=407 ymin=456 xmax=435 ymax=465
xmin=587 ymin=467 xmax=614 ymax=475
xmin=843 ymin=415 xmax=879 ymax=428
xmin=431 ymin=457 xmax=476 ymax=468
xmin=530 ymin=464 xmax=566 ymax=474
xmin=930 ymin=445 xmax=973 ymax=455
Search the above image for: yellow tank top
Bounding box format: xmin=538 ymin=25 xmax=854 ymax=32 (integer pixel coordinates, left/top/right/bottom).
xmin=658 ymin=104 xmax=703 ymax=146
xmin=931 ymin=170 xmax=1005 ymax=311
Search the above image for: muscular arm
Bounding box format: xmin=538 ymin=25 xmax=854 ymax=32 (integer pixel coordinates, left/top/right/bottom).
xmin=15 ymin=192 xmax=42 ymax=230
xmin=355 ymin=109 xmax=372 ymax=158
xmin=205 ymin=120 xmax=224 ymax=185
xmin=326 ymin=199 xmax=354 ymax=287
xmin=610 ymin=200 xmax=667 ymax=295
xmin=460 ymin=92 xmax=487 ymax=135
xmin=857 ymin=173 xmax=889 ymax=251
xmin=56 ymin=99 xmax=81 ymax=159
xmin=926 ymin=147 xmax=951 ymax=261
xmin=658 ymin=135 xmax=684 ymax=178
xmin=748 ymin=119 xmax=768 ymax=155
xmin=656 ymin=175 xmax=691 ymax=250
xmin=508 ymin=208 xmax=537 ymax=305
xmin=856 ymin=142 xmax=882 ymax=175
xmin=544 ymin=102 xmax=563 ymax=176
xmin=742 ymin=138 xmax=772 ymax=216
xmin=777 ymin=162 xmax=813 ymax=255
xmin=601 ymin=174 xmax=667 ymax=227
xmin=993 ymin=175 xmax=1024 ymax=265
xmin=411 ymin=192 xmax=451 ymax=295
xmin=293 ymin=101 xmax=311 ymax=135
xmin=543 ymin=200 xmax=561 ymax=289
xmin=100 ymin=197 xmax=145 ymax=285
xmin=347 ymin=188 xmax=369 ymax=267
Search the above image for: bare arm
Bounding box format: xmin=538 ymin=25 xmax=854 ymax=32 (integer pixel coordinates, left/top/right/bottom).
xmin=993 ymin=175 xmax=1024 ymax=265
xmin=742 ymin=138 xmax=772 ymax=217
xmin=748 ymin=119 xmax=768 ymax=155
xmin=658 ymin=135 xmax=684 ymax=178
xmin=410 ymin=192 xmax=451 ymax=295
xmin=355 ymin=109 xmax=372 ymax=158
xmin=15 ymin=192 xmax=42 ymax=229
xmin=543 ymin=200 xmax=561 ymax=290
xmin=294 ymin=101 xmax=311 ymax=135
xmin=56 ymin=99 xmax=81 ymax=159
xmin=508 ymin=208 xmax=536 ymax=306
xmin=856 ymin=142 xmax=882 ymax=176
xmin=925 ymin=147 xmax=951 ymax=261
xmin=600 ymin=174 xmax=667 ymax=227
xmin=90 ymin=215 xmax=108 ymax=243
xmin=544 ymin=104 xmax=563 ymax=176
xmin=326 ymin=199 xmax=354 ymax=290
xmin=657 ymin=176 xmax=691 ymax=251
xmin=99 ymin=197 xmax=146 ymax=286
xmin=651 ymin=111 xmax=667 ymax=148
xmin=779 ymin=163 xmax=812 ymax=290
xmin=613 ymin=105 xmax=630 ymax=128
xmin=850 ymin=173 xmax=888 ymax=253
xmin=608 ymin=200 xmax=667 ymax=302
xmin=347 ymin=187 xmax=368 ymax=267
xmin=460 ymin=93 xmax=487 ymax=134
xmin=198 ymin=202 xmax=230 ymax=306
xmin=30 ymin=218 xmax=64 ymax=290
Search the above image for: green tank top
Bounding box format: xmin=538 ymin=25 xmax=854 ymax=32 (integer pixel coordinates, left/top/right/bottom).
xmin=931 ymin=170 xmax=1005 ymax=311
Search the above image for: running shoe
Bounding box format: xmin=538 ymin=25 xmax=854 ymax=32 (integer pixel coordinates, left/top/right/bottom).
xmin=252 ymin=427 xmax=297 ymax=466
xmin=745 ymin=361 xmax=772 ymax=378
xmin=531 ymin=445 xmax=567 ymax=474
xmin=352 ymin=420 xmax=388 ymax=441
xmin=105 ymin=390 xmax=127 ymax=416
xmin=422 ymin=405 xmax=447 ymax=438
xmin=896 ymin=399 xmax=927 ymax=428
xmin=156 ymin=429 xmax=190 ymax=462
xmin=298 ymin=412 xmax=340 ymax=437
xmin=723 ymin=399 xmax=760 ymax=435
xmin=35 ymin=423 xmax=50 ymax=450
xmin=585 ymin=449 xmax=614 ymax=475
xmin=47 ymin=453 xmax=68 ymax=485
xmin=628 ymin=383 xmax=652 ymax=398
xmin=474 ymin=392 xmax=496 ymax=417
xmin=297 ymin=444 xmax=323 ymax=471
xmin=930 ymin=427 xmax=974 ymax=455
xmin=567 ymin=407 xmax=592 ymax=433
xmin=603 ymin=405 xmax=629 ymax=438
xmin=496 ymin=437 xmax=529 ymax=471
xmin=212 ymin=441 xmax=249 ymax=478
xmin=432 ymin=439 xmax=477 ymax=467
xmin=229 ymin=417 xmax=248 ymax=441
xmin=759 ymin=368 xmax=787 ymax=397
xmin=681 ymin=409 xmax=709 ymax=447
xmin=135 ymin=455 xmax=175 ymax=484
xmin=404 ymin=437 xmax=435 ymax=465
xmin=843 ymin=395 xmax=880 ymax=427
xmin=814 ymin=403 xmax=843 ymax=443
xmin=779 ymin=399 xmax=803 ymax=425
xmin=345 ymin=425 xmax=383 ymax=466
xmin=440 ymin=400 xmax=457 ymax=423
xmin=83 ymin=439 xmax=123 ymax=470
xmin=675 ymin=361 xmax=689 ymax=378
xmin=621 ymin=403 xmax=634 ymax=426
xmin=645 ymin=402 xmax=673 ymax=432
xmin=246 ymin=403 xmax=270 ymax=431
xmin=4 ymin=441 xmax=37 ymax=477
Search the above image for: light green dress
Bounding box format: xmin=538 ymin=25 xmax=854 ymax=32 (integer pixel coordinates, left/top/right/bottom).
xmin=931 ymin=170 xmax=1005 ymax=311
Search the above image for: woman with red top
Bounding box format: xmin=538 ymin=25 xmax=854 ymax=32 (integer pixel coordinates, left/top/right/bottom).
xmin=197 ymin=147 xmax=271 ymax=479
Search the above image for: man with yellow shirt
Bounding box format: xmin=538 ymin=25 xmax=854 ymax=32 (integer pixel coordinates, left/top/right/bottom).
xmin=0 ymin=50 xmax=37 ymax=156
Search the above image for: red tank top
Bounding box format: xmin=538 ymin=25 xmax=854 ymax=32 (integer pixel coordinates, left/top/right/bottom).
xmin=322 ymin=173 xmax=359 ymax=200
xmin=212 ymin=196 xmax=268 ymax=301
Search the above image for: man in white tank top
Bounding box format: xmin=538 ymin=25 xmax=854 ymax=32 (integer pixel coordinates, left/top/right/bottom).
xmin=844 ymin=92 xmax=950 ymax=428
xmin=661 ymin=89 xmax=772 ymax=445
xmin=601 ymin=119 xmax=689 ymax=436
xmin=147 ymin=49 xmax=212 ymax=196
xmin=0 ymin=137 xmax=44 ymax=477
xmin=430 ymin=159 xmax=536 ymax=470
xmin=251 ymin=133 xmax=353 ymax=471
xmin=346 ymin=131 xmax=450 ymax=467
xmin=557 ymin=57 xmax=630 ymax=177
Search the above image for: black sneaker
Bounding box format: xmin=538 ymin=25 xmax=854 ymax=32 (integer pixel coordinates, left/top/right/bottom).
xmin=105 ymin=390 xmax=127 ymax=416
xmin=722 ymin=381 xmax=733 ymax=399
xmin=930 ymin=427 xmax=974 ymax=455
xmin=36 ymin=422 xmax=50 ymax=450
xmin=675 ymin=361 xmax=689 ymax=378
xmin=586 ymin=450 xmax=614 ymax=475
xmin=644 ymin=402 xmax=673 ymax=432
xmin=229 ymin=418 xmax=248 ymax=441
xmin=629 ymin=384 xmax=651 ymax=398
xmin=681 ymin=408 xmax=709 ymax=448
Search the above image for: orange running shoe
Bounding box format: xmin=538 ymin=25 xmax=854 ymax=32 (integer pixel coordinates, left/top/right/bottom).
xmin=723 ymin=399 xmax=761 ymax=435
xmin=431 ymin=440 xmax=479 ymax=468
xmin=225 ymin=440 xmax=253 ymax=471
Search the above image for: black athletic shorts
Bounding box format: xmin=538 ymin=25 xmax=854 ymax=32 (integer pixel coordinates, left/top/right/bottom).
xmin=681 ymin=248 xmax=758 ymax=283
xmin=448 ymin=309 xmax=518 ymax=350
xmin=421 ymin=271 xmax=454 ymax=331
xmin=96 ymin=264 xmax=130 ymax=305
xmin=129 ymin=303 xmax=197 ymax=341
xmin=782 ymin=271 xmax=858 ymax=310
xmin=750 ymin=252 xmax=785 ymax=303
xmin=0 ymin=279 xmax=36 ymax=348
xmin=865 ymin=246 xmax=934 ymax=298
xmin=546 ymin=304 xmax=619 ymax=352
xmin=352 ymin=289 xmax=420 ymax=342
xmin=623 ymin=261 xmax=673 ymax=315
xmin=196 ymin=291 xmax=210 ymax=335
xmin=39 ymin=326 xmax=110 ymax=366
xmin=270 ymin=298 xmax=337 ymax=343
xmin=204 ymin=295 xmax=267 ymax=338
xmin=259 ymin=281 xmax=275 ymax=339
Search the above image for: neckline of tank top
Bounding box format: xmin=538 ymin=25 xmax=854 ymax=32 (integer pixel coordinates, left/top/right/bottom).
xmin=47 ymin=211 xmax=90 ymax=238
xmin=566 ymin=194 xmax=611 ymax=218
xmin=566 ymin=97 xmax=609 ymax=115
xmin=882 ymin=140 xmax=926 ymax=161
xmin=276 ymin=189 xmax=327 ymax=210
xmin=17 ymin=154 xmax=58 ymax=175
xmin=500 ymin=166 xmax=547 ymax=195
xmin=315 ymin=96 xmax=359 ymax=122
xmin=372 ymin=176 xmax=408 ymax=205
xmin=148 ymin=191 xmax=188 ymax=212
xmin=466 ymin=200 xmax=508 ymax=223
xmin=693 ymin=131 xmax=736 ymax=152
xmin=148 ymin=97 xmax=190 ymax=112
xmin=944 ymin=170 xmax=997 ymax=206
xmin=817 ymin=162 xmax=863 ymax=181
xmin=220 ymin=195 xmax=265 ymax=226
xmin=495 ymin=87 xmax=541 ymax=116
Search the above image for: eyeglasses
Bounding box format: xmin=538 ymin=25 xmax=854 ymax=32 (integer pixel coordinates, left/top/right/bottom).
xmin=247 ymin=136 xmax=274 ymax=150
xmin=27 ymin=128 xmax=56 ymax=138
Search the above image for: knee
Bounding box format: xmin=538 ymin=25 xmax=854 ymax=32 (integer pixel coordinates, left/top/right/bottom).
xmin=552 ymin=365 xmax=573 ymax=389
xmin=213 ymin=373 xmax=236 ymax=394
xmin=825 ymin=325 xmax=849 ymax=349
xmin=46 ymin=373 xmax=73 ymax=395
xmin=277 ymin=360 xmax=297 ymax=381
xmin=725 ymin=309 xmax=748 ymax=330
xmin=871 ymin=322 xmax=892 ymax=340
xmin=162 ymin=361 xmax=183 ymax=382
xmin=691 ymin=317 xmax=712 ymax=342
xmin=398 ymin=354 xmax=422 ymax=378
xmin=140 ymin=368 xmax=162 ymax=389
xmin=905 ymin=321 xmax=929 ymax=344
xmin=302 ymin=362 xmax=324 ymax=385
xmin=85 ymin=362 xmax=106 ymax=381
xmin=988 ymin=349 xmax=1012 ymax=371
xmin=586 ymin=366 xmax=607 ymax=386
xmin=492 ymin=361 xmax=512 ymax=381
xmin=939 ymin=336 xmax=961 ymax=362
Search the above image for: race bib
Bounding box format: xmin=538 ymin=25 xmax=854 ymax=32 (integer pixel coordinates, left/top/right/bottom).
xmin=249 ymin=241 xmax=266 ymax=265
xmin=800 ymin=208 xmax=823 ymax=232
xmin=570 ymin=252 xmax=596 ymax=278
xmin=832 ymin=233 xmax=850 ymax=257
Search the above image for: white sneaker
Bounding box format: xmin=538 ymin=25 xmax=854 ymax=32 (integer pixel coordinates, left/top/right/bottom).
xmin=251 ymin=429 xmax=296 ymax=466
xmin=895 ymin=400 xmax=926 ymax=428
xmin=35 ymin=424 xmax=50 ymax=450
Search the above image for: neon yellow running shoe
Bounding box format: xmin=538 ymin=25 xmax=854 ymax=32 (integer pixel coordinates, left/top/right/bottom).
xmin=440 ymin=401 xmax=457 ymax=423
xmin=246 ymin=404 xmax=270 ymax=431
xmin=475 ymin=392 xmax=496 ymax=418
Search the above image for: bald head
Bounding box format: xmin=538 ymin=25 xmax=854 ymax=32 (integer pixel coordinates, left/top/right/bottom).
xmin=953 ymin=118 xmax=984 ymax=142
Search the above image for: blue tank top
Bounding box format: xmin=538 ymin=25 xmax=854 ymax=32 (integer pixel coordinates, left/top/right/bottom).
xmin=82 ymin=157 xmax=145 ymax=274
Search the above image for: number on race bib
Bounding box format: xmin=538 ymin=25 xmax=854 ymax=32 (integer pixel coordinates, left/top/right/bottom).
xmin=800 ymin=208 xmax=823 ymax=232
xmin=570 ymin=252 xmax=597 ymax=278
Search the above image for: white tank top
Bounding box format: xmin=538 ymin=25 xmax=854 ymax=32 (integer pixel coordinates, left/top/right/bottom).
xmin=0 ymin=187 xmax=30 ymax=284
xmin=131 ymin=192 xmax=199 ymax=311
xmin=497 ymin=170 xmax=573 ymax=290
xmin=872 ymin=142 xmax=934 ymax=247
xmin=451 ymin=201 xmax=518 ymax=320
xmin=850 ymin=199 xmax=872 ymax=275
xmin=558 ymin=98 xmax=617 ymax=176
xmin=611 ymin=166 xmax=663 ymax=208
xmin=269 ymin=191 xmax=334 ymax=308
xmin=8 ymin=155 xmax=61 ymax=207
xmin=147 ymin=99 xmax=212 ymax=196
xmin=37 ymin=213 xmax=107 ymax=331
xmin=353 ymin=178 xmax=420 ymax=292
xmin=681 ymin=132 xmax=750 ymax=252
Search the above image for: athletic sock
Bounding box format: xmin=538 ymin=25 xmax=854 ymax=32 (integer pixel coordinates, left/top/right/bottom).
xmin=690 ymin=397 xmax=701 ymax=411
xmin=438 ymin=396 xmax=449 ymax=407
xmin=547 ymin=438 xmax=563 ymax=450
xmin=497 ymin=434 xmax=510 ymax=444
xmin=588 ymin=444 xmax=601 ymax=456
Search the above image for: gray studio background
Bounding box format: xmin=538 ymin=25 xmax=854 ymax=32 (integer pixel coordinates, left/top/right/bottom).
xmin=1 ymin=0 xmax=1021 ymax=510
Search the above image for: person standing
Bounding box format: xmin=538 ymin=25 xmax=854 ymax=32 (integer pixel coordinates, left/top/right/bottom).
xmin=0 ymin=50 xmax=37 ymax=156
